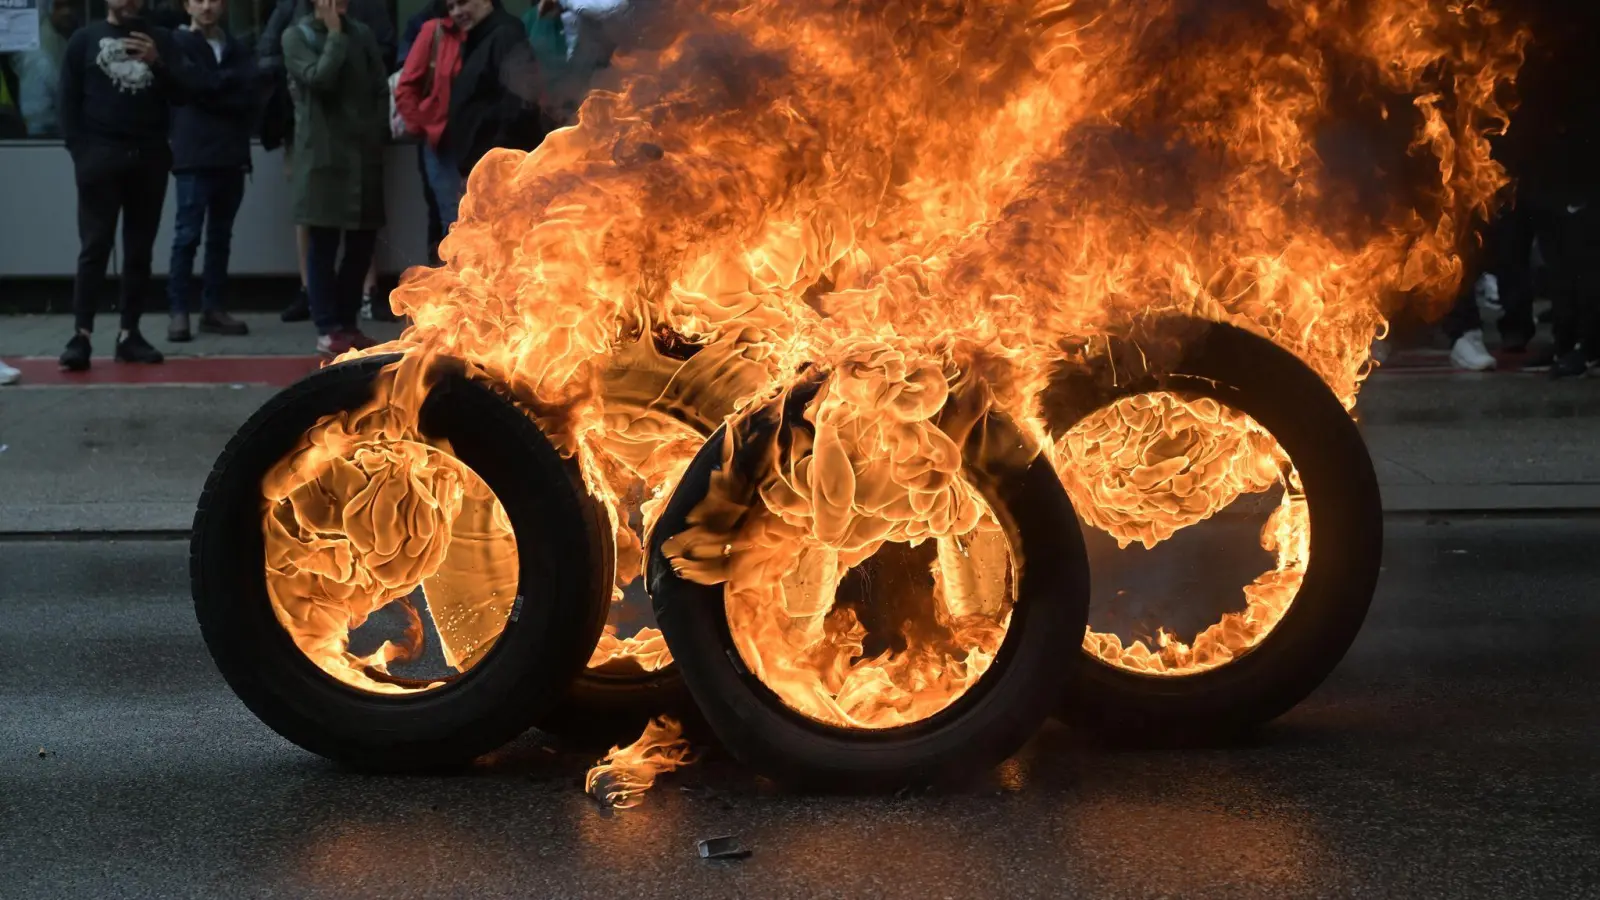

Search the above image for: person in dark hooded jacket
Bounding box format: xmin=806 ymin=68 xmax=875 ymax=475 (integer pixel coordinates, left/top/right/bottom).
xmin=165 ymin=0 xmax=256 ymax=342
xmin=444 ymin=0 xmax=549 ymax=178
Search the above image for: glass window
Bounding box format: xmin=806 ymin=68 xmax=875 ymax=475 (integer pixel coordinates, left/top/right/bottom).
xmin=0 ymin=0 xmax=357 ymax=140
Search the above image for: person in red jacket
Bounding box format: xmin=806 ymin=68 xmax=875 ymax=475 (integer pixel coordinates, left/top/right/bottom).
xmin=394 ymin=7 xmax=466 ymax=233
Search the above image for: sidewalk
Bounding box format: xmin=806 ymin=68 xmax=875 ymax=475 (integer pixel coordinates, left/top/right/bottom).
xmin=3 ymin=314 xmax=1600 ymax=533
xmin=0 ymin=313 xmax=407 ymax=387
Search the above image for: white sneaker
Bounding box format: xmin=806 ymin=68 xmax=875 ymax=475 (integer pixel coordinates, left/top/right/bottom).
xmin=0 ymin=359 xmax=19 ymax=385
xmin=1450 ymin=329 xmax=1496 ymax=371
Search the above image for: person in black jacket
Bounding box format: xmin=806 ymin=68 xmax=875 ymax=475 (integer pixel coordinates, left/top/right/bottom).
xmin=445 ymin=0 xmax=548 ymax=178
xmin=57 ymin=0 xmax=186 ymax=370
xmin=165 ymin=0 xmax=256 ymax=342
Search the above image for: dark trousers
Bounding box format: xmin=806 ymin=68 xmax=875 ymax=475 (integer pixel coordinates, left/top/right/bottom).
xmin=305 ymin=226 xmax=378 ymax=336
xmin=168 ymin=169 xmax=247 ymax=315
xmin=1541 ymin=204 xmax=1600 ymax=356
xmin=71 ymin=142 xmax=172 ymax=333
xmin=1488 ymin=199 xmax=1539 ymax=342
xmin=1441 ymin=287 xmax=1482 ymax=341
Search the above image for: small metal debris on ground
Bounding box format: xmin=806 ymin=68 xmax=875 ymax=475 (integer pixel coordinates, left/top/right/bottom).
xmin=697 ymin=836 xmax=752 ymax=861
xmin=37 ymin=747 xmax=53 ymax=758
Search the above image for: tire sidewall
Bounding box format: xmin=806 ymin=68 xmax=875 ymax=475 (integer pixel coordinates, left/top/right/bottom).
xmin=648 ymin=424 xmax=1091 ymax=789
xmin=191 ymin=355 xmax=610 ymax=769
xmin=1058 ymin=322 xmax=1385 ymax=737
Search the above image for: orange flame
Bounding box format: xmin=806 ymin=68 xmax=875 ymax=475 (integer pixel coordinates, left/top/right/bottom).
xmin=584 ymin=716 xmax=696 ymax=808
xmin=263 ymin=358 xmax=521 ymax=693
xmin=261 ymin=1 xmax=1524 ymax=715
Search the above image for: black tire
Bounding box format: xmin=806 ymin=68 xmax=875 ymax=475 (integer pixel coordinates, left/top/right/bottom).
xmin=1051 ymin=320 xmax=1384 ymax=741
xmin=543 ymin=660 xmax=699 ymax=747
xmin=191 ymin=354 xmax=612 ymax=770
xmin=646 ymin=402 xmax=1092 ymax=790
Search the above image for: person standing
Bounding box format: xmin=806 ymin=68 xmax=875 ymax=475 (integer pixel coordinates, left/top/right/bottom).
xmin=260 ymin=0 xmax=395 ymax=323
xmin=394 ymin=4 xmax=464 ymax=234
xmin=397 ymin=0 xmax=449 ymax=265
xmin=57 ymin=0 xmax=182 ymax=370
xmin=447 ymin=0 xmax=548 ymax=180
xmin=282 ymin=0 xmax=387 ymax=356
xmin=165 ymin=0 xmax=255 ymax=342
xmin=1500 ymin=0 xmax=1600 ymax=377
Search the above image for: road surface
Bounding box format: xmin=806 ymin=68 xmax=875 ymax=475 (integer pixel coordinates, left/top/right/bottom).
xmin=2 ymin=518 xmax=1598 ymax=898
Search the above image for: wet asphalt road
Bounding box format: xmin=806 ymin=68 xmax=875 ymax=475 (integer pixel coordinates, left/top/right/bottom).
xmin=2 ymin=517 xmax=1598 ymax=899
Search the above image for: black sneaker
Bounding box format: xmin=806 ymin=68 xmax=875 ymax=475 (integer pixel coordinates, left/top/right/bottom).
xmin=59 ymin=333 xmax=91 ymax=372
xmin=1550 ymin=349 xmax=1588 ymax=379
xmin=115 ymin=330 xmax=165 ymax=364
xmin=280 ymin=287 xmax=311 ymax=323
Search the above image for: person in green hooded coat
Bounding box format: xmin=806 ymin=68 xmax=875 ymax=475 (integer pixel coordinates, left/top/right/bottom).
xmin=282 ymin=0 xmax=388 ymax=355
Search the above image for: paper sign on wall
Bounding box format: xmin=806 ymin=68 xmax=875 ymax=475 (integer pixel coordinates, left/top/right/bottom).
xmin=0 ymin=0 xmax=40 ymax=53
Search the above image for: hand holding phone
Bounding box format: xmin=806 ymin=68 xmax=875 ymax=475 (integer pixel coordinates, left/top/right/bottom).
xmin=124 ymin=31 xmax=161 ymax=68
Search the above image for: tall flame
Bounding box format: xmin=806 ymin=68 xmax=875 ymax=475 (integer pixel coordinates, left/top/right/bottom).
xmin=263 ymin=1 xmax=1523 ymax=714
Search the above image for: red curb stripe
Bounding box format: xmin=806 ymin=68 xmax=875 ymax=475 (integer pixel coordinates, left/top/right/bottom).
xmin=8 ymin=356 xmax=326 ymax=387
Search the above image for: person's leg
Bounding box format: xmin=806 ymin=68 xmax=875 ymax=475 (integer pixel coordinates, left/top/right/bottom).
xmin=281 ymin=222 xmax=312 ymax=322
xmin=1494 ymin=197 xmax=1537 ymax=348
xmin=1441 ymin=289 xmax=1482 ymax=341
xmin=116 ymin=146 xmax=171 ymax=339
xmin=360 ymin=237 xmax=381 ymax=319
xmin=1571 ymin=207 xmax=1600 ymax=361
xmin=1546 ymin=209 xmax=1582 ymax=355
xmin=423 ymin=144 xmax=463 ymax=234
xmin=417 ymin=144 xmax=442 ymax=266
xmin=304 ymin=225 xmax=343 ymax=337
xmin=1542 ymin=204 xmax=1594 ymax=377
xmin=338 ymin=229 xmax=380 ymax=334
xmin=1444 ymin=284 xmax=1494 ymax=371
xmin=166 ymin=171 xmax=206 ymax=336
xmin=295 ymin=224 xmax=310 ymax=288
xmin=199 ymin=169 xmax=249 ymax=334
xmin=70 ymin=145 xmax=125 ymax=337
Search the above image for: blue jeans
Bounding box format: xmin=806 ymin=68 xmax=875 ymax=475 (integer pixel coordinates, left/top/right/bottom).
xmin=423 ymin=144 xmax=463 ymax=232
xmin=167 ymin=169 xmax=246 ymax=315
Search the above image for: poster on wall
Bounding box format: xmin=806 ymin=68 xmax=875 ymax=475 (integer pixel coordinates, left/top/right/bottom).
xmin=0 ymin=0 xmax=40 ymax=53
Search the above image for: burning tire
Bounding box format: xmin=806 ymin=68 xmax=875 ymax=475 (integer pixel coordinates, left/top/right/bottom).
xmin=647 ymin=383 xmax=1091 ymax=790
xmin=539 ymin=336 xmax=753 ymax=744
xmin=1046 ymin=320 xmax=1382 ymax=740
xmin=192 ymin=354 xmax=612 ymax=770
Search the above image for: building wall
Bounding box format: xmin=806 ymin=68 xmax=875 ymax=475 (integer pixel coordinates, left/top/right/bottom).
xmin=0 ymin=140 xmax=431 ymax=278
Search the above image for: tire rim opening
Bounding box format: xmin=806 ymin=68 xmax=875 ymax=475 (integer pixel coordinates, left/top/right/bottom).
xmin=1055 ymin=391 xmax=1310 ymax=677
xmin=722 ymin=494 xmax=1018 ymax=730
xmin=263 ymin=430 xmax=520 ymax=695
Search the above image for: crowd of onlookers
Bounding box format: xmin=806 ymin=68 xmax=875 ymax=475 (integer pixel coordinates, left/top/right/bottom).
xmin=0 ymin=0 xmax=625 ymax=384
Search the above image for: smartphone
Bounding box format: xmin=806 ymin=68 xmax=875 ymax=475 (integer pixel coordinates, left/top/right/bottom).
xmin=121 ymin=14 xmax=148 ymax=33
